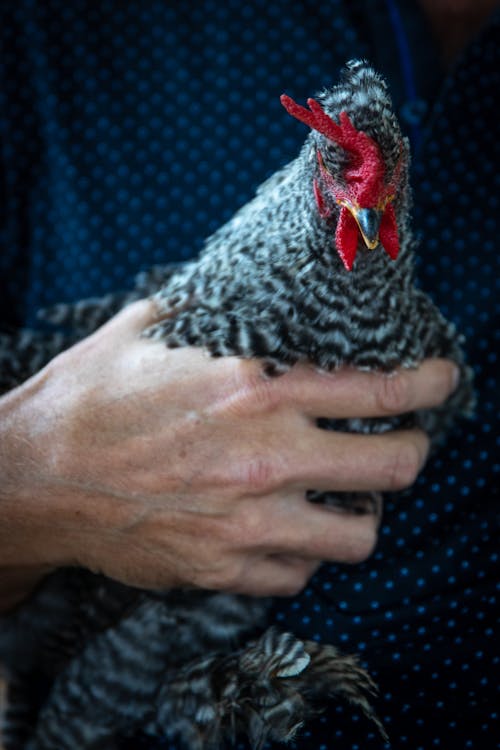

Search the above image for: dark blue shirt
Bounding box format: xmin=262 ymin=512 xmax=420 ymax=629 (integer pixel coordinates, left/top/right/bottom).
xmin=1 ymin=2 xmax=499 ymax=748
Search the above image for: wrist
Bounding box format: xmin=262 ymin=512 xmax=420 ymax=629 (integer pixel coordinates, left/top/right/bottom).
xmin=0 ymin=368 xmax=71 ymax=605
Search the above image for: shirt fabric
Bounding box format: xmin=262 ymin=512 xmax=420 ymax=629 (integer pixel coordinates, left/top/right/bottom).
xmin=1 ymin=2 xmax=499 ymax=748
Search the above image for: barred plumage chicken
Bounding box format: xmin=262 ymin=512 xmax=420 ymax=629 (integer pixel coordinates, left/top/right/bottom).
xmin=0 ymin=60 xmax=473 ymax=750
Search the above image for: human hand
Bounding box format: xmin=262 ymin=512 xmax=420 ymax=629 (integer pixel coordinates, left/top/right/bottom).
xmin=0 ymin=300 xmax=458 ymax=603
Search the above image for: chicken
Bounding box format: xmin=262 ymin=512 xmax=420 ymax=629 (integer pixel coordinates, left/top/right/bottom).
xmin=0 ymin=60 xmax=474 ymax=750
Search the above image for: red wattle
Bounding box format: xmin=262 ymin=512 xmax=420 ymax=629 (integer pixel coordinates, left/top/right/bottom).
xmin=379 ymin=203 xmax=399 ymax=260
xmin=335 ymin=206 xmax=359 ymax=271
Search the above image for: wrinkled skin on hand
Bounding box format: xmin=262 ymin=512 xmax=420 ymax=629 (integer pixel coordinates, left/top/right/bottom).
xmin=0 ymin=300 xmax=458 ymax=607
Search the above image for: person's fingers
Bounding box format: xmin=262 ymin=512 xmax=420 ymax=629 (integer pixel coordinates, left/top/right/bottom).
xmin=260 ymin=503 xmax=379 ymax=565
xmin=282 ymin=427 xmax=429 ymax=493
xmin=232 ymin=492 xmax=381 ymax=566
xmin=272 ymin=359 xmax=459 ymax=419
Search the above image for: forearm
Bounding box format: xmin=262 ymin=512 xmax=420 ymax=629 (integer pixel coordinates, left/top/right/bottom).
xmin=0 ymin=372 xmax=65 ymax=610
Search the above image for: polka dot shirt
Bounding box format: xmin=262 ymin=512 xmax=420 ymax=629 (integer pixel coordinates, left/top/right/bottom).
xmin=1 ymin=1 xmax=499 ymax=748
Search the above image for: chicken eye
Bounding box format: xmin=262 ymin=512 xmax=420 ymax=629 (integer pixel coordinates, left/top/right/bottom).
xmin=379 ymin=194 xmax=395 ymax=211
xmin=317 ymin=149 xmax=332 ymax=175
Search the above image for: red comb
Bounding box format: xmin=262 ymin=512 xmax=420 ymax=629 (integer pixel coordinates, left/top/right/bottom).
xmin=280 ymin=94 xmax=346 ymax=143
xmin=281 ymin=94 xmax=385 ymax=205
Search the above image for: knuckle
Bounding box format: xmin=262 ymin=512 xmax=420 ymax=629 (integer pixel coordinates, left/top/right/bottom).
xmin=240 ymin=454 xmax=284 ymax=494
xmin=226 ymin=502 xmax=267 ymax=549
xmin=384 ymin=441 xmax=422 ymax=491
xmin=377 ymin=372 xmax=412 ymax=415
xmin=227 ymin=360 xmax=282 ymax=415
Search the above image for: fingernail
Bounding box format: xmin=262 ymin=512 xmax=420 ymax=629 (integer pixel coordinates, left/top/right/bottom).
xmin=451 ymin=364 xmax=460 ymax=392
